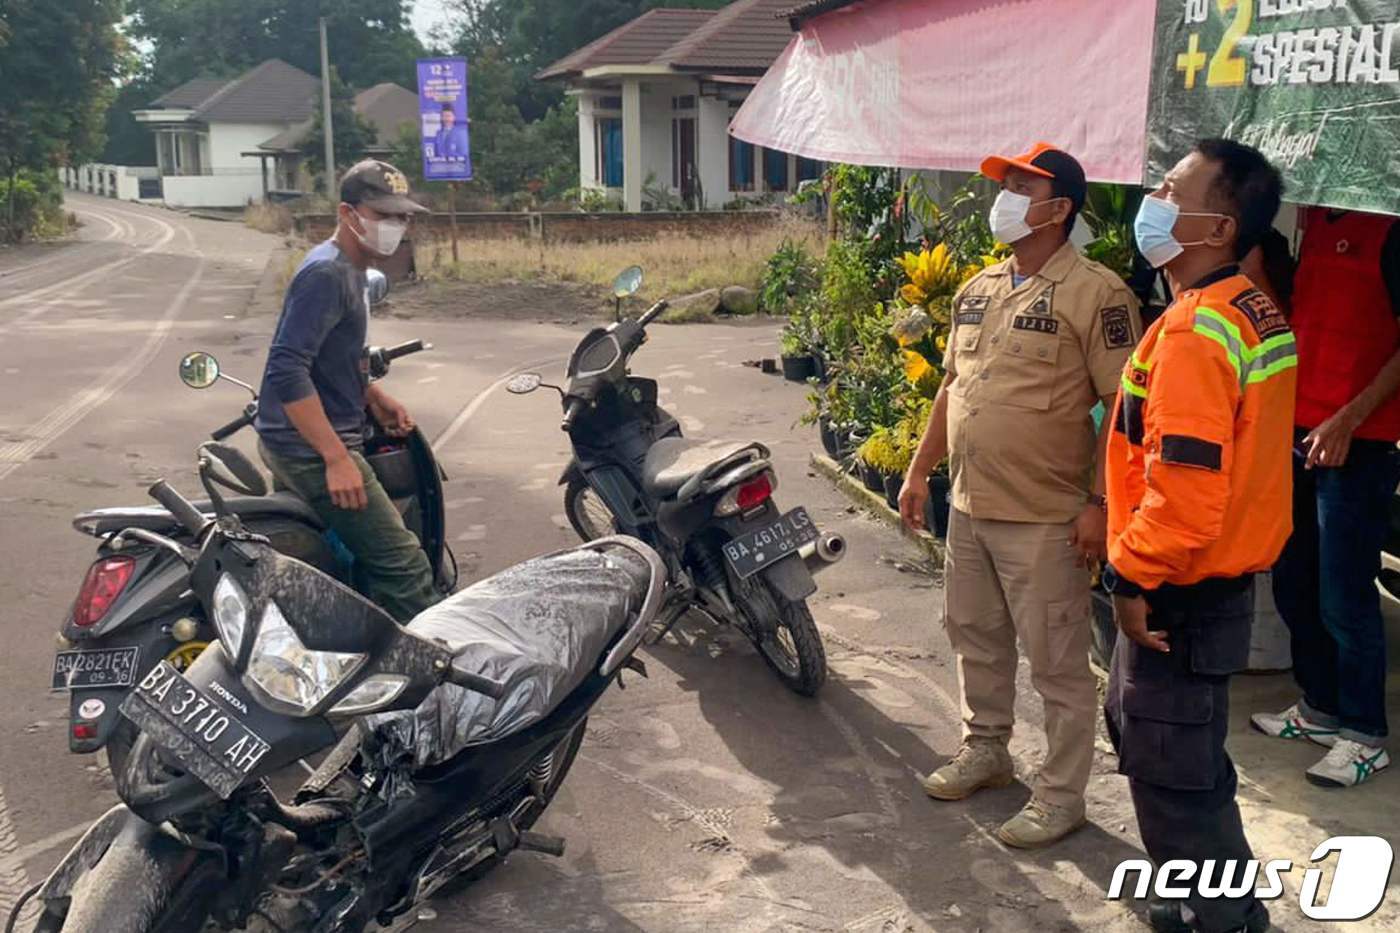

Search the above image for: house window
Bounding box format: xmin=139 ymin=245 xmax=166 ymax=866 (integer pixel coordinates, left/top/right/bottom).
xmin=597 ymin=96 xmax=623 ymax=111
xmin=763 ymin=149 xmax=789 ymax=192
xmin=797 ymin=157 xmax=824 ymax=183
xmin=595 ymin=117 xmax=623 ymax=188
xmin=729 ymin=136 xmax=754 ymax=192
xmin=671 ymin=95 xmax=696 ymax=111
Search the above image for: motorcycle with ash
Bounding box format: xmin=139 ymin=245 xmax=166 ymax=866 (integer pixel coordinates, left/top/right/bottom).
xmin=12 ymin=442 xmax=666 ymax=932
xmin=507 ymin=265 xmax=846 ymax=696
xmin=51 ymin=269 xmax=455 ymax=776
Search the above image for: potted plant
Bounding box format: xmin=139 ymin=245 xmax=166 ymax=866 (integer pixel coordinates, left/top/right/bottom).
xmin=856 ymin=427 xmax=899 ymax=495
xmin=779 ymin=327 xmax=816 ymax=382
xmin=925 ymin=466 xmax=952 ymax=538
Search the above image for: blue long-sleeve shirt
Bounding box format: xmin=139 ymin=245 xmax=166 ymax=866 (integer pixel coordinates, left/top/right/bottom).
xmin=255 ymin=241 xmax=369 ymax=459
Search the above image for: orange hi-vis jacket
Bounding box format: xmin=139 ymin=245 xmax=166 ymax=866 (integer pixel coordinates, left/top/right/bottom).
xmin=1106 ymin=267 xmax=1298 ymax=591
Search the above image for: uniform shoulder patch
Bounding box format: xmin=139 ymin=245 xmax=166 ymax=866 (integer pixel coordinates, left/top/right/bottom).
xmin=956 ymin=293 xmax=989 ymax=326
xmin=1028 ymin=286 xmax=1055 ymax=317
xmin=1230 ymin=288 xmax=1290 ymax=339
xmin=1100 ymin=306 xmax=1134 ymax=349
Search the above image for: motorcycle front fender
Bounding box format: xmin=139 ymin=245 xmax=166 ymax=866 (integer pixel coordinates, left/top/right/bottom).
xmin=558 ymin=458 xmax=583 ymax=487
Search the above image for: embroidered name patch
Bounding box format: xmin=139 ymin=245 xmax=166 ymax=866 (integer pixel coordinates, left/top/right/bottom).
xmin=1101 ymin=306 xmax=1134 ymax=349
xmin=1012 ymin=315 xmax=1058 ymax=334
xmin=1231 ymin=288 xmax=1290 ymax=339
xmin=955 ymin=311 xmax=984 ymax=326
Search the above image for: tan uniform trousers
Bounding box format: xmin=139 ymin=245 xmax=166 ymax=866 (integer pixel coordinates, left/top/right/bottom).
xmin=943 ymin=507 xmax=1096 ymax=808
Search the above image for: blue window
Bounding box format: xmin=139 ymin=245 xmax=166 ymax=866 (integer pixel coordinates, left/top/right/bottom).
xmin=595 ymin=118 xmax=623 ymax=188
xmin=764 ymin=148 xmax=789 ymax=192
xmin=797 ymin=157 xmax=824 ymax=182
xmin=729 ymin=135 xmax=754 ymax=191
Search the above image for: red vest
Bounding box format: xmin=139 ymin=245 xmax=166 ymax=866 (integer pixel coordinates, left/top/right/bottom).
xmin=1291 ymin=207 xmax=1400 ymax=441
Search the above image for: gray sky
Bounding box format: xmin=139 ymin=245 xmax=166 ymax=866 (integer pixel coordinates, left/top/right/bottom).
xmin=410 ymin=0 xmax=458 ymax=48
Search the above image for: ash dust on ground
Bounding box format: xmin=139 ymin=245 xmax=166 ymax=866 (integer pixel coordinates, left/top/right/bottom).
xmin=380 ymin=278 xmax=614 ymax=325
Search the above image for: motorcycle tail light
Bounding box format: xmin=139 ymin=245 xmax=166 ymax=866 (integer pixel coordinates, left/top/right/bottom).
xmin=714 ymin=470 xmax=777 ymax=517
xmin=72 ymin=556 xmax=136 ymax=628
xmin=72 ymin=723 xmax=97 ymax=741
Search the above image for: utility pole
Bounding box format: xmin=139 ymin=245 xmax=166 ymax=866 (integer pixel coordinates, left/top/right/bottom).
xmin=319 ymin=16 xmax=336 ymax=201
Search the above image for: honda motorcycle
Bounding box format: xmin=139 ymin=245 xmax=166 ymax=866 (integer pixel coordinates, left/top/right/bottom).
xmin=507 ymin=265 xmax=845 ymax=696
xmin=52 ymin=270 xmax=454 ymax=775
xmin=15 ymin=443 xmax=664 ymax=933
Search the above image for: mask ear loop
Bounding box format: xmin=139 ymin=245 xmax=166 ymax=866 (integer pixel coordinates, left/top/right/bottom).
xmin=1172 ymin=211 xmax=1230 ymax=249
xmin=1026 ymin=196 xmax=1070 ymax=233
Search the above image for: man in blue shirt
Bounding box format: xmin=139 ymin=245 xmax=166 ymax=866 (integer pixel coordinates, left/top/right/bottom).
xmin=256 ymin=159 xmax=439 ymax=621
xmin=433 ymin=104 xmax=469 ymax=161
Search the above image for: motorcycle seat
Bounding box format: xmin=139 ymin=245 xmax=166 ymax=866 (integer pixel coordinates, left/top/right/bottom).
xmin=73 ymin=491 xmax=326 ymax=537
xmin=367 ymin=542 xmax=656 ymax=767
xmin=641 ymin=437 xmax=764 ymax=499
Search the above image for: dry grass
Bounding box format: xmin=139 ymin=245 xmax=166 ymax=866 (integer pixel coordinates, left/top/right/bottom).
xmin=413 ymin=216 xmax=824 ymax=304
xmin=244 ymin=202 xmax=294 ymax=234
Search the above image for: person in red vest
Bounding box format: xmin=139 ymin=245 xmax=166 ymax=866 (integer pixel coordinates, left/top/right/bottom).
xmin=1251 ymin=206 xmax=1400 ymax=787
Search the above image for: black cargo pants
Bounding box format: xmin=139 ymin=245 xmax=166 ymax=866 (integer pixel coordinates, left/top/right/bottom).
xmin=1104 ymin=578 xmax=1267 ymax=933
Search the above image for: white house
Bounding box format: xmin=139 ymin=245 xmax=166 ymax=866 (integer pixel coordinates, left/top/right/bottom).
xmin=536 ymin=0 xmax=820 ymax=212
xmin=131 ymin=59 xmax=321 ymax=208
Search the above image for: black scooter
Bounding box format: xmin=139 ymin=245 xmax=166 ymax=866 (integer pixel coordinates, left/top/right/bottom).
xmin=52 ymin=274 xmax=453 ymax=774
xmin=507 ymin=265 xmax=846 ymax=695
xmin=18 ymin=444 xmax=665 ymax=933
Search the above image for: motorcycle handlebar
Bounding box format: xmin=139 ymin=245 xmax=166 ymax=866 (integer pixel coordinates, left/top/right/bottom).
xmin=147 ymin=480 xmax=208 ymax=537
xmin=210 ymin=409 xmax=255 ymax=442
xmin=382 ymin=339 xmax=425 ymax=362
xmin=561 ymin=397 xmax=584 ymax=432
xmin=637 ymin=300 xmax=669 ymax=327
xmin=446 ymin=666 xmax=509 ymax=700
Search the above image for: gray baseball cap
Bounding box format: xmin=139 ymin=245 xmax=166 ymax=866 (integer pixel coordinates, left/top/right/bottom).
xmin=339 ymin=160 xmax=428 ymax=214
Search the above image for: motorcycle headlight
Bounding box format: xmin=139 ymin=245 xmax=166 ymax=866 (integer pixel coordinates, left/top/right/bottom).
xmin=212 ymin=574 xmax=249 ymax=658
xmin=246 ymin=601 xmax=366 ymax=714
xmin=329 ymin=674 xmax=408 ymax=716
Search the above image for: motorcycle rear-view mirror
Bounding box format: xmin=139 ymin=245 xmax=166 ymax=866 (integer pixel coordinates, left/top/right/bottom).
xmin=179 ymin=351 xmax=221 ymax=389
xmin=612 ymin=265 xmax=643 ymax=299
xmin=199 ymin=442 xmax=269 ymax=497
xmin=506 ymin=373 xmax=542 ymax=395
xmin=367 ymin=268 xmax=390 ymax=306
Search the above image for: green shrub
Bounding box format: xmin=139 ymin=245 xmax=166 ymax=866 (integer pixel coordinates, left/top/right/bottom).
xmin=760 ymin=238 xmax=820 ymax=315
xmin=0 ymin=170 xmax=66 ymax=243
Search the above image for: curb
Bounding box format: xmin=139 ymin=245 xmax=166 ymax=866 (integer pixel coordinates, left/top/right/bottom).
xmin=808 ymin=453 xmax=946 ymax=563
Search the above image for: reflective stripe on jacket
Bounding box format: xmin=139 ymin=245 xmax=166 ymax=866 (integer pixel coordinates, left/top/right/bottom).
xmin=1106 ymin=269 xmax=1297 ymax=590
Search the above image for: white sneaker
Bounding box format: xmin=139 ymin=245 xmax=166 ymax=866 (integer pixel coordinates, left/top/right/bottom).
xmin=1250 ymin=703 xmax=1338 ymax=747
xmin=1306 ymin=738 xmax=1390 ymax=788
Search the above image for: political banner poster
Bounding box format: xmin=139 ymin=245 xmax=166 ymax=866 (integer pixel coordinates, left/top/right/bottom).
xmin=417 ymin=57 xmax=471 ymax=182
xmin=1147 ymin=0 xmax=1400 ymax=214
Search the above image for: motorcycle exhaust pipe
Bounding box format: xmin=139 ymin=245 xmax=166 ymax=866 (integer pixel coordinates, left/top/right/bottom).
xmin=799 ymin=533 xmax=846 ymax=575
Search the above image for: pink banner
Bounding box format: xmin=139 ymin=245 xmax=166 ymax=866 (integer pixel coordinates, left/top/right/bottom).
xmin=730 ymin=0 xmax=1156 ymax=184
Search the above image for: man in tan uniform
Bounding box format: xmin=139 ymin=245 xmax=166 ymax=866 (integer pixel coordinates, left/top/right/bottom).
xmin=899 ymin=143 xmax=1142 ymax=848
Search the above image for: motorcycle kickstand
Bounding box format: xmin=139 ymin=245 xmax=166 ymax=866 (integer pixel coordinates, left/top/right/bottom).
xmin=644 ymin=601 xmax=690 ymax=645
xmin=490 ymin=815 xmax=566 ymax=858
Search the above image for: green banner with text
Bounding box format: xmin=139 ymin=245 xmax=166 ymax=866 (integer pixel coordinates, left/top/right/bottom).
xmin=1148 ymin=0 xmax=1400 ymax=215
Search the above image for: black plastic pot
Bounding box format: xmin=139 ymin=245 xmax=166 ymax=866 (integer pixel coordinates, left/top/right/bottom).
xmin=883 ymin=472 xmax=902 ymax=510
xmin=818 ymin=416 xmax=841 ymax=459
xmin=925 ymin=474 xmax=952 ymax=538
xmin=781 ymin=354 xmax=816 ymax=382
xmin=858 ymin=459 xmax=885 ymax=493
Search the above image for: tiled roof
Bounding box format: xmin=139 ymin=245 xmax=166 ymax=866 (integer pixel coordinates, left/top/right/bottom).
xmin=779 ymin=0 xmax=862 ymax=27
xmin=151 ymin=77 xmax=230 ymax=110
xmin=536 ymin=8 xmax=716 ymax=79
xmin=354 ymin=83 xmax=420 ymax=145
xmin=656 ymin=0 xmax=798 ymax=72
xmin=192 ymin=59 xmax=319 ymax=124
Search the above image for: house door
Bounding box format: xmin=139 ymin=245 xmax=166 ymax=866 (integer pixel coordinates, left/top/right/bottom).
xmin=673 ymin=118 xmax=697 ymax=207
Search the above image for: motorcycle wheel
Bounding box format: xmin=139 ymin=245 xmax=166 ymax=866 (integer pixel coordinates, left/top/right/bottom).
xmin=738 ymin=581 xmax=827 ymax=697
xmin=563 ymin=478 xmax=617 ymax=543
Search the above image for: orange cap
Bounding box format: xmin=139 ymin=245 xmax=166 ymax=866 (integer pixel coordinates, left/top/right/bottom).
xmin=980 ymin=142 xmax=1067 ymax=181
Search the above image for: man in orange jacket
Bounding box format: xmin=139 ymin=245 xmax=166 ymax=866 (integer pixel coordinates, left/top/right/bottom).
xmin=1103 ymin=139 xmax=1293 ymax=933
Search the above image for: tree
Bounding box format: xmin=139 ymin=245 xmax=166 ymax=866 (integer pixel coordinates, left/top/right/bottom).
xmin=299 ymin=70 xmax=378 ymax=189
xmin=0 ymin=0 xmax=127 ymax=239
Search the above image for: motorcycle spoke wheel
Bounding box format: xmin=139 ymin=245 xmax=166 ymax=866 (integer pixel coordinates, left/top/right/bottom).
xmin=740 ymin=583 xmax=827 ymax=697
xmin=564 ymin=479 xmax=617 ymax=542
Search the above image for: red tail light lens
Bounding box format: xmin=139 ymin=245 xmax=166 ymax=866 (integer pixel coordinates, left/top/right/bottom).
xmin=72 ymin=556 xmax=136 ymax=628
xmin=736 ymin=473 xmax=774 ymax=511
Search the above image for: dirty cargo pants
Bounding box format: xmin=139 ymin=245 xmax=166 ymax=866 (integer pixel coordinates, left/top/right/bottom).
xmin=943 ymin=509 xmax=1096 ymax=808
xmin=259 ymin=441 xmax=440 ymax=623
xmin=1104 ymin=580 xmax=1265 ymax=933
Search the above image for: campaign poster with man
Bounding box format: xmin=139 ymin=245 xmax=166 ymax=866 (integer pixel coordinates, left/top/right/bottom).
xmin=417 ymin=58 xmax=472 ymax=182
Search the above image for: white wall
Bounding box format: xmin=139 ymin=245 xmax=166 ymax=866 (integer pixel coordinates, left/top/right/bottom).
xmin=161 ymin=173 xmax=265 ymax=208
xmin=696 ymin=96 xmax=731 ymax=210
xmin=638 ymin=82 xmax=673 ymax=196
xmin=206 ymin=122 xmax=288 ymax=171
xmin=576 ymin=94 xmax=598 ymax=190
xmin=67 ymin=163 xmax=162 ymax=202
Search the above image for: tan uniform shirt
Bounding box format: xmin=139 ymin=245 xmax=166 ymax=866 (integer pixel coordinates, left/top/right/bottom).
xmin=943 ymin=241 xmax=1142 ymax=524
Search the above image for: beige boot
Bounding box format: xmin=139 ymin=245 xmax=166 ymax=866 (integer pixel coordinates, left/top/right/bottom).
xmin=921 ymin=737 xmax=1014 ymax=801
xmin=995 ymin=796 xmax=1087 ymax=849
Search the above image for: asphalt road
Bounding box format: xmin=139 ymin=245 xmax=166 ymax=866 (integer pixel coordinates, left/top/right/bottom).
xmin=1 ymin=195 xmax=1397 ymax=932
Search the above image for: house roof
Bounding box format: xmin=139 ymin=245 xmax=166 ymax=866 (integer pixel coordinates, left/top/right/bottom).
xmin=148 ymin=59 xmax=319 ymax=124
xmin=779 ymin=0 xmax=862 ymax=28
xmin=354 ymin=83 xmax=419 ymax=145
xmin=536 ymin=8 xmax=716 ymax=79
xmin=656 ymin=0 xmax=798 ymax=72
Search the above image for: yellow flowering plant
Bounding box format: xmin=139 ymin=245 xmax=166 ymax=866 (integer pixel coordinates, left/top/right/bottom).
xmin=891 ymin=242 xmax=1004 ymax=391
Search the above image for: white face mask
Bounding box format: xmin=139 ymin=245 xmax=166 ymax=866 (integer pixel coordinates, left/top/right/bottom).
xmin=988 ymin=190 xmax=1063 ymax=244
xmin=351 ymin=208 xmax=407 ymax=257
